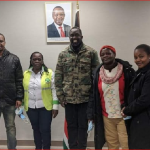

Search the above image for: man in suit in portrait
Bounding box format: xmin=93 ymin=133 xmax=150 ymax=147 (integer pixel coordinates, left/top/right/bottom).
xmin=47 ymin=6 xmax=71 ymax=38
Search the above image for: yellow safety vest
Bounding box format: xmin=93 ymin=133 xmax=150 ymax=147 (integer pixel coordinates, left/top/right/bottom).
xmin=23 ymin=69 xmax=53 ymax=111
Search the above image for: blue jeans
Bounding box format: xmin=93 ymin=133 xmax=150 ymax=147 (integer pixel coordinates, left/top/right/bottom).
xmin=26 ymin=107 xmax=52 ymax=150
xmin=0 ymin=104 xmax=16 ymax=149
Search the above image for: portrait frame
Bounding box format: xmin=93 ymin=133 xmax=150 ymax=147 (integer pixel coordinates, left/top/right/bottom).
xmin=45 ymin=2 xmax=72 ymax=43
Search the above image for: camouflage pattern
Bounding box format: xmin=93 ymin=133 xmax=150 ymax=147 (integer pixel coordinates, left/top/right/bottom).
xmin=55 ymin=43 xmax=100 ymax=104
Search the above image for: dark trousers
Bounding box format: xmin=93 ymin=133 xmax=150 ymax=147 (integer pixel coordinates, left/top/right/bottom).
xmin=65 ymin=103 xmax=88 ymax=149
xmin=26 ymin=107 xmax=52 ymax=150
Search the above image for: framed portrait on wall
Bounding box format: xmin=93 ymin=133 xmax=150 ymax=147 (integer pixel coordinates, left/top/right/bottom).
xmin=45 ymin=2 xmax=72 ymax=43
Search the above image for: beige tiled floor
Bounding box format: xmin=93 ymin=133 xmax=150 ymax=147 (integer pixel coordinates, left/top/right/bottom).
xmin=0 ymin=146 xmax=62 ymax=149
xmin=0 ymin=145 xmax=108 ymax=149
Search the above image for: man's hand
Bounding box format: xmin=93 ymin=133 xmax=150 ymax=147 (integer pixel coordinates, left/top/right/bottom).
xmin=16 ymin=101 xmax=22 ymax=108
xmin=121 ymin=107 xmax=127 ymax=118
xmin=87 ymin=120 xmax=94 ymax=133
xmin=88 ymin=120 xmax=94 ymax=124
xmin=60 ymin=101 xmax=67 ymax=107
xmin=52 ymin=110 xmax=58 ymax=118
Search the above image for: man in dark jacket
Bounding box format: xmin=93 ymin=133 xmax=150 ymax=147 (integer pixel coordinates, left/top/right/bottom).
xmin=0 ymin=33 xmax=23 ymax=149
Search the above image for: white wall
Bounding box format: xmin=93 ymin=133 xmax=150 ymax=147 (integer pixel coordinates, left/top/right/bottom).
xmin=0 ymin=1 xmax=150 ymax=141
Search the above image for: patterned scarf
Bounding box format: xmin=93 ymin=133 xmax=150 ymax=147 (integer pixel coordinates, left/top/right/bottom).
xmin=99 ymin=63 xmax=123 ymax=84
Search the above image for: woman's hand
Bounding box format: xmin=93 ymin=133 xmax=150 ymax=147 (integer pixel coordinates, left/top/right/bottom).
xmin=52 ymin=110 xmax=58 ymax=118
xmin=121 ymin=107 xmax=127 ymax=118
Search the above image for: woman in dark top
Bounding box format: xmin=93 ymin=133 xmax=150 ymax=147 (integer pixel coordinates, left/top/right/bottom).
xmin=122 ymin=44 xmax=150 ymax=149
xmin=87 ymin=45 xmax=135 ymax=149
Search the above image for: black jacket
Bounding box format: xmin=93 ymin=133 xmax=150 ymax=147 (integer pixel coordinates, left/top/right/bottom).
xmin=123 ymin=62 xmax=150 ymax=149
xmin=87 ymin=58 xmax=135 ymax=149
xmin=47 ymin=23 xmax=71 ymax=38
xmin=0 ymin=49 xmax=23 ymax=105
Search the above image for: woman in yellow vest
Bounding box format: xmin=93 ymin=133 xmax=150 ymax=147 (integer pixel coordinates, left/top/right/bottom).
xmin=23 ymin=52 xmax=59 ymax=150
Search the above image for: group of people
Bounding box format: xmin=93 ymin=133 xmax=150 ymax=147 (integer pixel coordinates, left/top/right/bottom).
xmin=0 ymin=26 xmax=150 ymax=150
xmin=0 ymin=33 xmax=58 ymax=150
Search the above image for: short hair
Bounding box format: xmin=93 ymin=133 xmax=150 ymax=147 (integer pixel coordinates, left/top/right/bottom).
xmin=69 ymin=27 xmax=82 ymax=35
xmin=29 ymin=52 xmax=48 ymax=73
xmin=135 ymin=44 xmax=150 ymax=55
xmin=53 ymin=6 xmax=64 ymax=13
xmin=0 ymin=33 xmax=5 ymax=41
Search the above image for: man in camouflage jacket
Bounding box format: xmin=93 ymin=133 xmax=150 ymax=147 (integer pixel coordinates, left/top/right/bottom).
xmin=55 ymin=27 xmax=100 ymax=149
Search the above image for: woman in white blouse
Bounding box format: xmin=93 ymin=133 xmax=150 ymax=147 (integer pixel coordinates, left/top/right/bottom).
xmin=23 ymin=52 xmax=59 ymax=150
